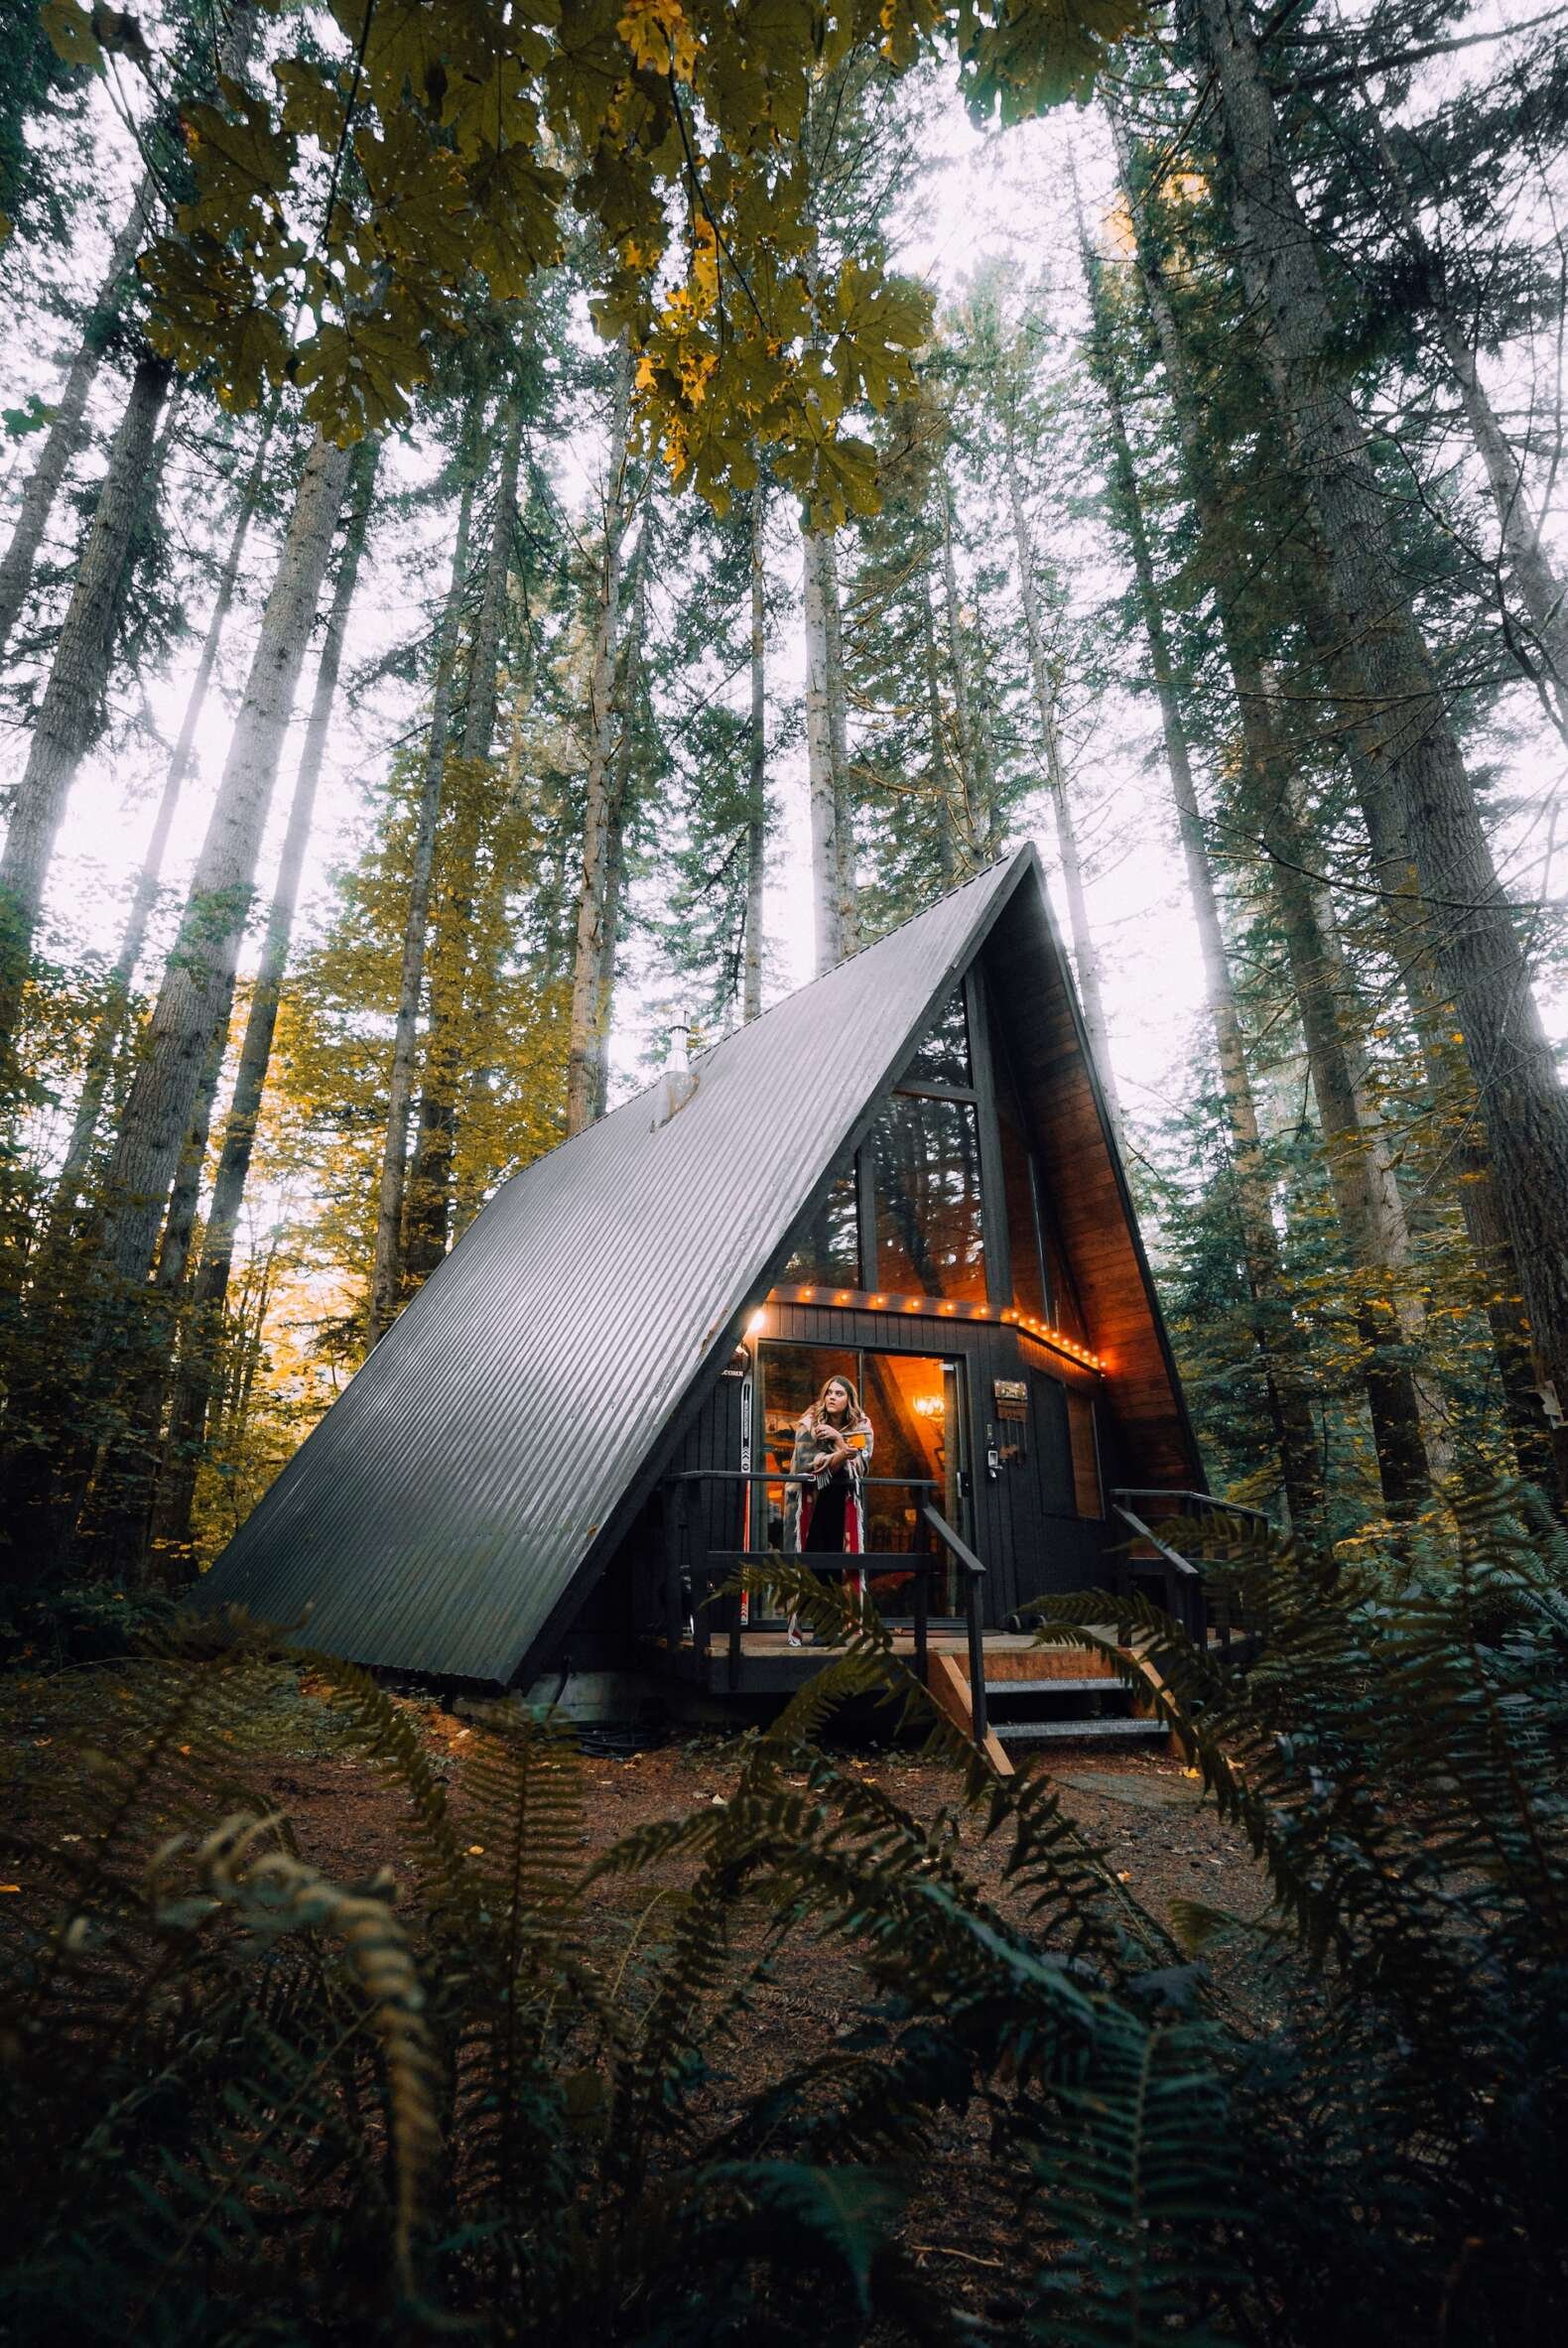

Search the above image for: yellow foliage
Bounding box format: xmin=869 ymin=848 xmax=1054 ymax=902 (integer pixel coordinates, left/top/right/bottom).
xmin=691 ymin=213 xmax=719 ymax=310
xmin=617 ymin=0 xmax=700 ymax=81
xmin=677 ymin=344 xmax=717 ymax=405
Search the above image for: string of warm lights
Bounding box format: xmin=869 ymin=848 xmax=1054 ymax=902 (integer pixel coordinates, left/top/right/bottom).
xmin=999 ymin=1305 xmax=1105 ymax=1372
xmin=758 ymin=1285 xmax=1105 ymax=1373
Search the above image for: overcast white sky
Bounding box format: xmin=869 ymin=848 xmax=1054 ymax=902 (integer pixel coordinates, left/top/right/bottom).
xmin=4 ymin=2 xmax=1564 ymax=1222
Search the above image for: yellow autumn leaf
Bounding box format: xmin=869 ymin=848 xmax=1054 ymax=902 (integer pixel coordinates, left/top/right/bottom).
xmin=677 ymin=345 xmax=717 ymax=405
xmin=617 ymin=0 xmax=699 ymax=81
xmin=691 ymin=213 xmax=719 ymax=310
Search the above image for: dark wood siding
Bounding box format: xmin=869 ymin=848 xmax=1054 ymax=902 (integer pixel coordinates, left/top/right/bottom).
xmin=980 ymin=890 xmax=1203 ymax=1492
xmin=669 ymin=1360 xmax=748 ymax=1571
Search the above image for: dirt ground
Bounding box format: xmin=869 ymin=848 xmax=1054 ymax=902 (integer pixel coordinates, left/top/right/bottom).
xmin=1 ymin=1665 xmax=1286 ymax=2319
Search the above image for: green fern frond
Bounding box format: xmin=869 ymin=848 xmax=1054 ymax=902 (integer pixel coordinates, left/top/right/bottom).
xmin=1026 ymin=2007 xmax=1241 ymax=2346
xmin=156 ymin=1810 xmax=443 ymax=2295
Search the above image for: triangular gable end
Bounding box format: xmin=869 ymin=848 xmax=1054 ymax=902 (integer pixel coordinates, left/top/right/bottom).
xmin=196 ymin=848 xmax=1198 ymax=1686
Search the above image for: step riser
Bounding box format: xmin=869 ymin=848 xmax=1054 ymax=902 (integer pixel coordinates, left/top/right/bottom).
xmin=984 ymin=1676 xmax=1127 ymax=1697
xmin=997 ymin=1717 xmax=1169 ymax=1745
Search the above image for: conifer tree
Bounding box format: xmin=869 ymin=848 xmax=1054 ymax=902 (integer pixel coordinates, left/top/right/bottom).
xmin=1178 ymin=0 xmax=1568 ymax=1497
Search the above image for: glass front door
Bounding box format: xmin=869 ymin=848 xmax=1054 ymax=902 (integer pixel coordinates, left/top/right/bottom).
xmin=754 ymin=1342 xmax=968 ymax=1617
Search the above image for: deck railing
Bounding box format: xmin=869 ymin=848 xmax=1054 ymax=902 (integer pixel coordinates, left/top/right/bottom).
xmin=662 ymin=1471 xmax=989 ymax=1743
xmin=1110 ymin=1489 xmax=1274 ymax=1652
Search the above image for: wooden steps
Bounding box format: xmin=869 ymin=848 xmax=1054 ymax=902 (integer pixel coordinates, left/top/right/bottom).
xmin=995 ymin=1715 xmax=1169 ymax=1746
xmin=929 ymin=1640 xmax=1171 ymax=1774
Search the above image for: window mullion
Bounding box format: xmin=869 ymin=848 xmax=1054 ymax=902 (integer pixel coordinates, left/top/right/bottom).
xmin=966 ymin=968 xmax=1010 ymax=1312
xmin=855 ymin=1145 xmax=878 ymax=1291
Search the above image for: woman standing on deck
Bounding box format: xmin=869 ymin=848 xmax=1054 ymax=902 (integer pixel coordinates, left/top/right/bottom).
xmin=785 ymin=1375 xmax=873 ymax=1646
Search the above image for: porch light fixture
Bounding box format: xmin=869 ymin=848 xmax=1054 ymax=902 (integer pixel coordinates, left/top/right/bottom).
xmin=745 ymin=1308 xmax=767 ymax=1337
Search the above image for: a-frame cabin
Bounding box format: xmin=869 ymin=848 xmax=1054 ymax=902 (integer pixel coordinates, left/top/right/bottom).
xmin=199 ymin=847 xmax=1216 ymax=1758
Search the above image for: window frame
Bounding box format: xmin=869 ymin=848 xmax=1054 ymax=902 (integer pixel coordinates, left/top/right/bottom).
xmin=779 ymin=967 xmax=1062 ymax=1319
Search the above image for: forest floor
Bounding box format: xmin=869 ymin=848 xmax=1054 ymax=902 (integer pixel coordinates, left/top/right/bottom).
xmin=1 ymin=1664 xmax=1288 ymax=2323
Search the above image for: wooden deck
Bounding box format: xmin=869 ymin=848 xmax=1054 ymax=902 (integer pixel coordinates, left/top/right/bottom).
xmin=649 ymin=1625 xmax=1118 ymax=1697
xmin=645 ymin=1625 xmax=1167 ymax=1777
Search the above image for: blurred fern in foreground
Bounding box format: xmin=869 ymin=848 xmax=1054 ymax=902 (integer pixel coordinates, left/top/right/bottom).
xmin=0 ymin=1486 xmax=1564 ymax=2343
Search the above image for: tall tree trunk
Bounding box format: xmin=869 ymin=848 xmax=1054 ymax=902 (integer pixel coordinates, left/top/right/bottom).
xmin=999 ymin=414 xmax=1122 ymax=1141
xmin=1280 ymin=517 xmax=1551 ymax=1482
xmin=0 ymin=192 xmax=154 ymax=661
xmin=1112 ymin=155 xmax=1437 ymax=1515
xmin=45 ymin=404 xmax=280 ymax=1247
xmin=367 ymin=428 xmax=481 ymax=1343
xmin=91 ymin=432 xmax=353 ymax=1300
xmin=587 ymin=525 xmax=651 ymax=1120
xmin=153 ymin=1011 xmax=228 ymax=1302
xmin=69 ymin=1007 xmax=227 ymax=1583
xmin=1078 ymin=196 xmax=1325 ymax=1530
xmin=404 ymin=400 xmax=523 ymax=1281
xmin=566 ymin=347 xmax=634 ymax=1132
xmin=1348 ymin=713 xmax=1555 ymax=1487
xmin=743 ymin=487 xmax=767 ymax=1022
xmin=920 ymin=572 xmax=957 ymax=886
xmin=40 ymin=433 xmax=352 ymax=1583
xmin=0 ymin=1 xmax=259 ymax=660
xmin=1356 ymin=92 xmax=1568 ymax=728
xmin=971 ymin=610 xmax=1006 ymax=858
xmin=1187 ymin=0 xmax=1568 ymax=1498
xmin=0 ymin=353 xmax=175 ymax=1079
xmin=821 ymin=530 xmax=859 ymax=955
xmin=802 ymin=523 xmax=844 ymax=975
xmin=1257 ymin=735 xmax=1438 ymax=1515
xmin=154 ymin=441 xmax=378 ymax=1563
xmin=937 ymin=476 xmax=983 ymax=871
xmin=453 ymin=606 xmax=546 ymax=1240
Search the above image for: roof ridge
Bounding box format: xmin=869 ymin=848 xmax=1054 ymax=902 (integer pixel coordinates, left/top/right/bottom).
xmin=477 ymin=847 xmax=1033 ymax=1195
xmin=690 ymin=843 xmax=1030 ymax=1064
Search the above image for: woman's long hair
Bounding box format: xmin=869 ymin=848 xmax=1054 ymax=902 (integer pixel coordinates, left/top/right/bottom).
xmin=806 ymin=1374 xmax=864 ymax=1433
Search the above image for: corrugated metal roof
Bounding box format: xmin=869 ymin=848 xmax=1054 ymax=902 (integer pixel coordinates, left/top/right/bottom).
xmin=197 ymin=850 xmax=1035 ymax=1684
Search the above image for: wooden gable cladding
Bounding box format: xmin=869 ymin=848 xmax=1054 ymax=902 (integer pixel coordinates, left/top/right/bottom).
xmin=980 ymin=882 xmax=1202 ymax=1493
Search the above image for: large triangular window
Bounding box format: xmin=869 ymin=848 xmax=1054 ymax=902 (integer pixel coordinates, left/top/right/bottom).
xmin=782 ymin=974 xmax=1060 ymax=1320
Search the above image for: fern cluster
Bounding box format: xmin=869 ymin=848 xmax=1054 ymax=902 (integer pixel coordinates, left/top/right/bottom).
xmin=2 ymin=1490 xmax=1565 ymax=2343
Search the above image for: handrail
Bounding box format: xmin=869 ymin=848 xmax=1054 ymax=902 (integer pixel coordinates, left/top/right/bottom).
xmin=1111 ymin=1500 xmax=1217 ymax=1646
xmin=660 ymin=1471 xmax=988 ymax=1746
xmin=921 ymin=1503 xmax=988 ymax=1748
xmin=667 ymin=1470 xmax=939 ymax=1490
xmin=1112 ymin=1501 xmax=1201 ymax=1581
xmin=1111 ymin=1491 xmax=1275 ymax=1655
xmin=1112 ymin=1487 xmax=1273 ymax=1532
